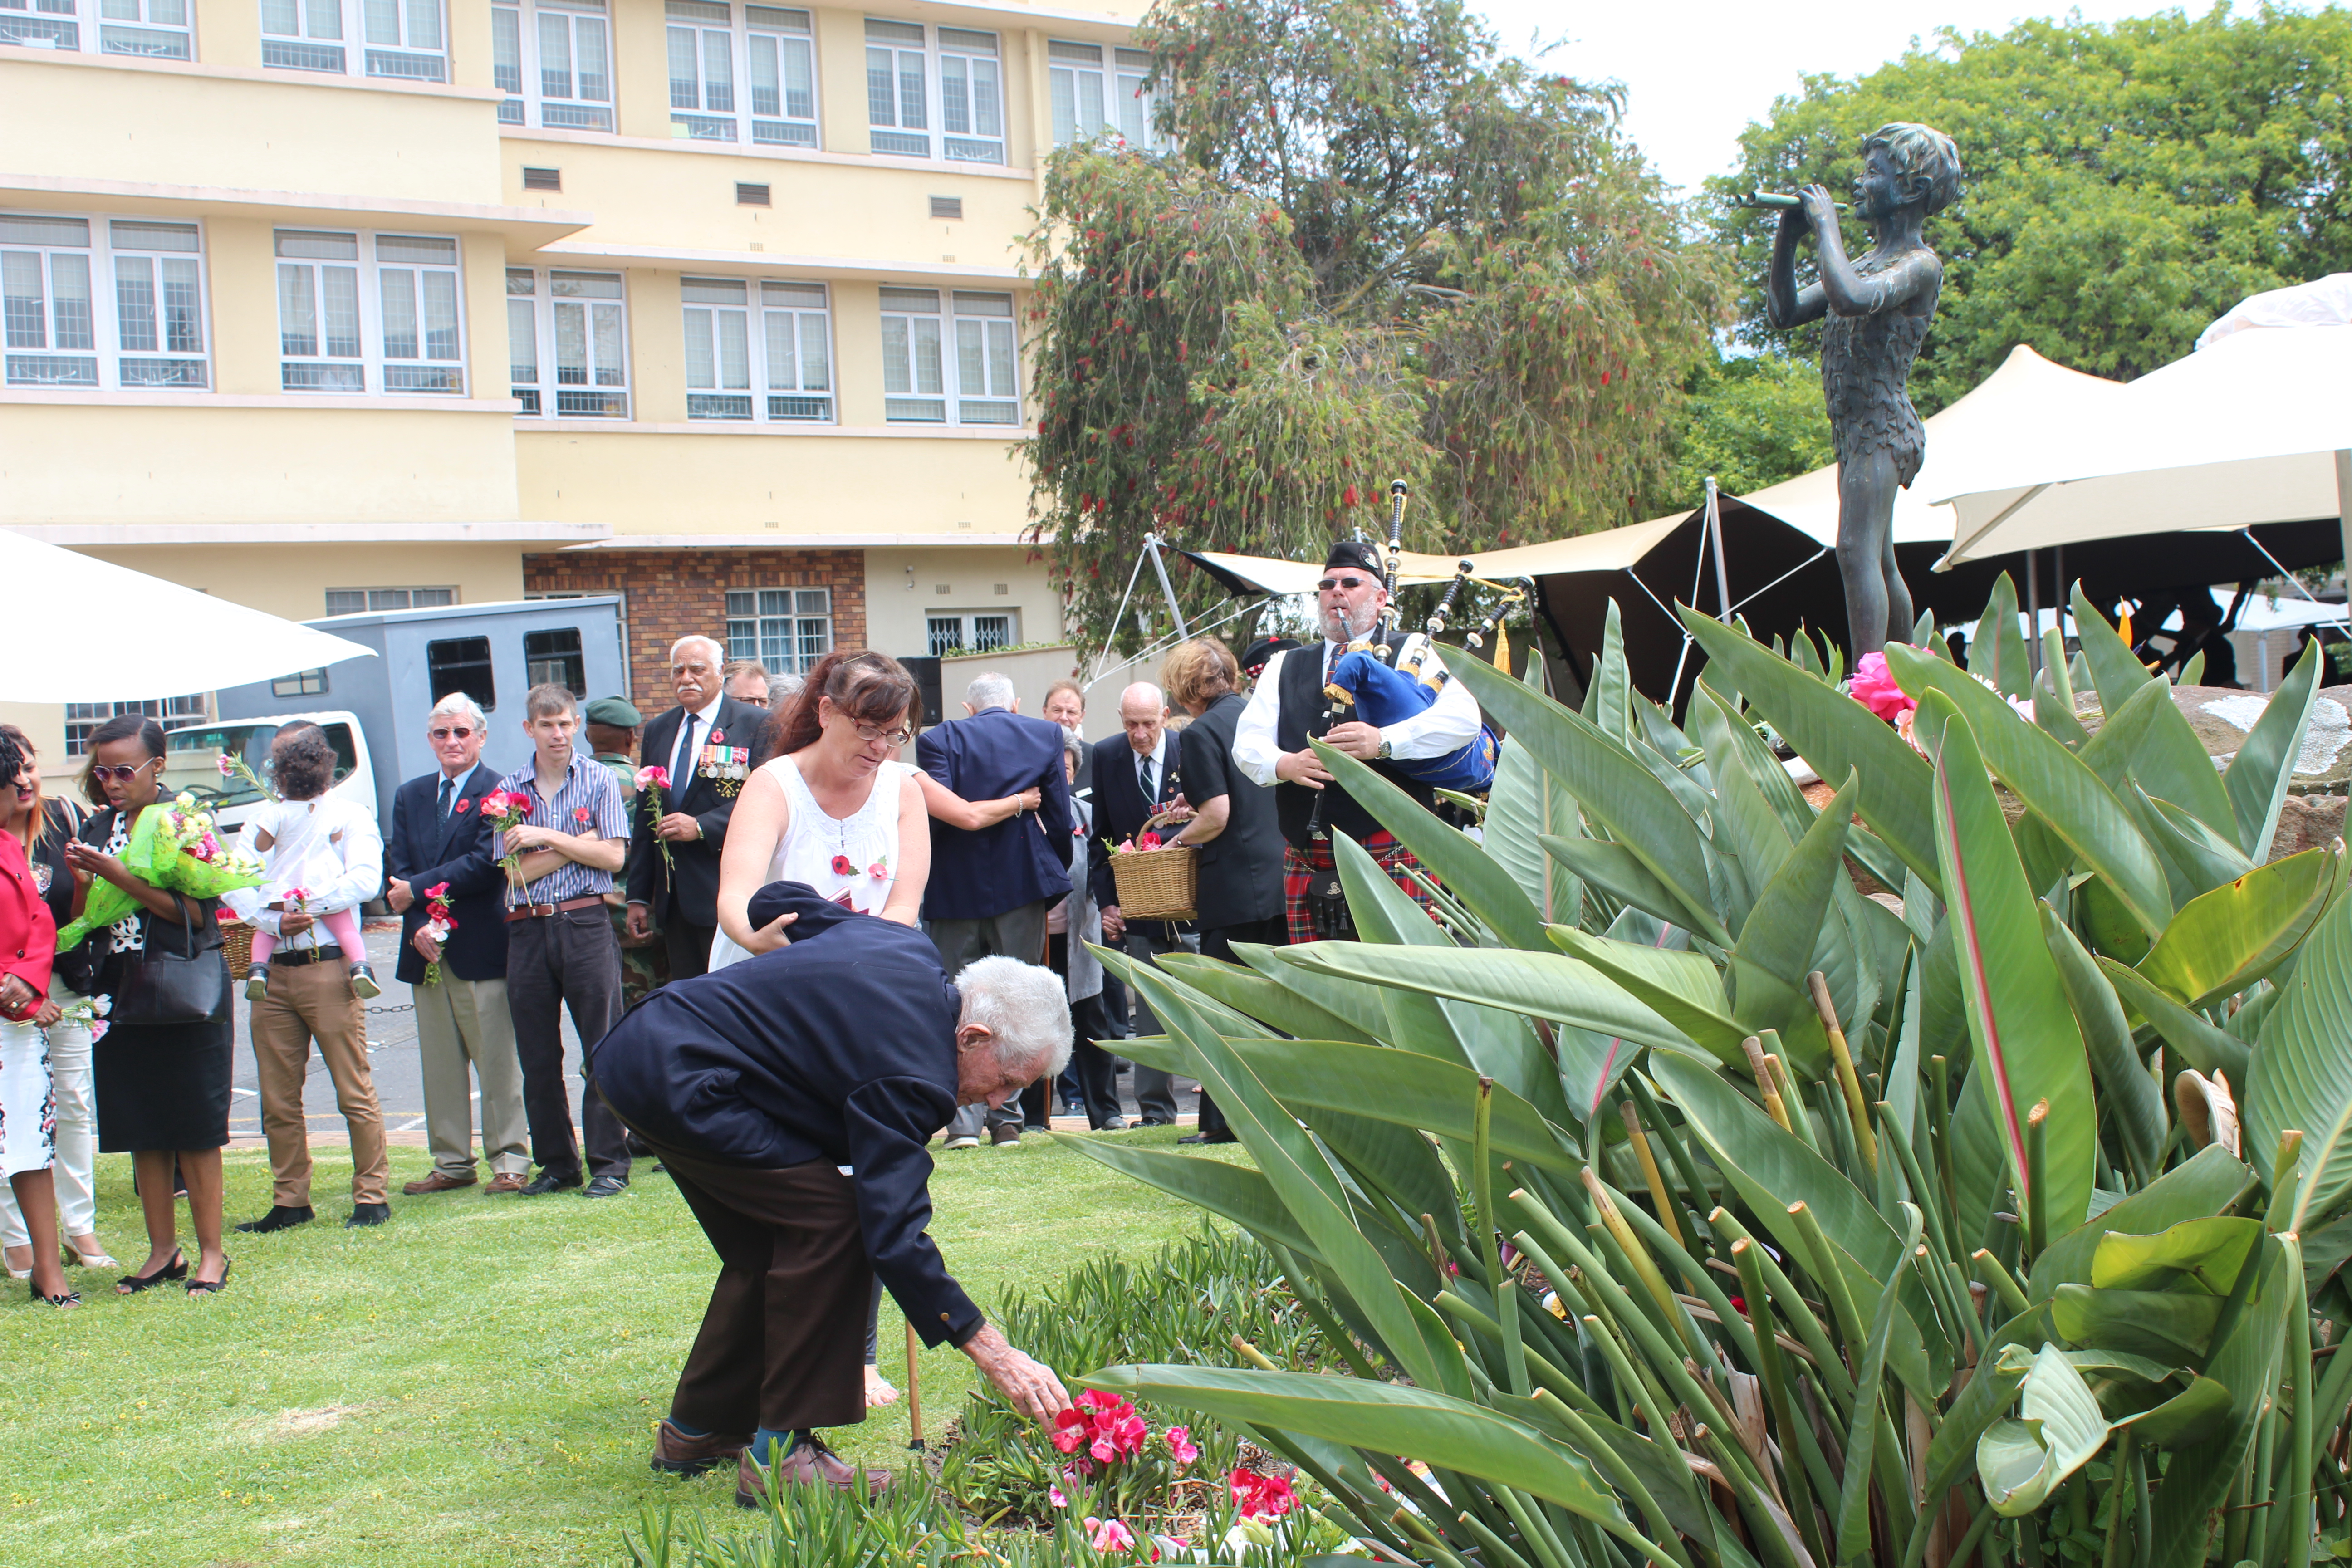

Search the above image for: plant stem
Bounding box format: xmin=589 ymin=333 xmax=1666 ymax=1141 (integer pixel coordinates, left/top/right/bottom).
xmin=2025 ymin=1099 xmax=2051 ymax=1262
xmin=1474 ymin=1078 xmax=1531 ymax=1399
xmin=1812 ymin=969 xmax=1880 ymax=1181
xmin=1630 ymin=1074 xmax=1718 ymax=1248
xmin=1622 ymin=1099 xmax=1687 ymax=1250
xmin=1786 ymin=1201 xmax=1866 ymax=1366
xmin=2264 ymin=1130 xmax=2306 ymax=1232
xmin=2102 ymin=1426 xmax=2138 ymax=1568
xmin=1743 ymin=1034 xmax=1795 ymax=1132
xmin=1735 ymin=1239 xmax=1830 ymax=1568
xmin=1530 ymin=1388 xmax=1705 ymax=1568
xmin=1708 ymin=1206 xmax=1857 ymax=1408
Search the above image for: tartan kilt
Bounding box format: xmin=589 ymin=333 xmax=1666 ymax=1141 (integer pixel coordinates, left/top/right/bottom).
xmin=1282 ymin=832 xmax=1437 ymax=946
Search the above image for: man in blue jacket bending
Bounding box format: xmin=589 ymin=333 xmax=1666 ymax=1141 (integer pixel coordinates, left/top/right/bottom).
xmin=590 ymin=881 xmax=1074 ymax=1504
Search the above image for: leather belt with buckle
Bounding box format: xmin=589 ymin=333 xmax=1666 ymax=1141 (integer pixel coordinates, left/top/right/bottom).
xmin=273 ymin=945 xmax=345 ymax=967
xmin=505 ymin=895 xmax=608 ymax=923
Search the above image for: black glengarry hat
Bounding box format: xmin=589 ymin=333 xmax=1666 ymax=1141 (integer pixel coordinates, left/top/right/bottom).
xmin=1324 ymin=539 xmax=1382 ymax=577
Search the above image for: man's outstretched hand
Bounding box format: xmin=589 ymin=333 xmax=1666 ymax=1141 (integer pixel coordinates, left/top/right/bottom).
xmin=960 ymin=1323 xmax=1073 ymax=1422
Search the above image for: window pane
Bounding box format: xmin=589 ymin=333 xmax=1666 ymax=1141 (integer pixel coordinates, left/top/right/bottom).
xmin=161 ymin=258 xmax=201 ymax=352
xmin=260 ymin=0 xmax=297 ymax=32
xmin=956 ymin=317 xmax=983 ymax=396
xmin=549 ymin=270 xmax=622 ymax=299
xmin=865 ymin=45 xmax=894 ymax=125
xmin=492 ymin=5 xmax=522 ymax=93
xmin=0 ymin=215 xmax=91 ymax=248
xmin=574 ymin=16 xmax=608 ymax=99
xmin=365 ymin=0 xmax=398 ymax=44
xmin=912 ymin=316 xmax=941 ymax=393
xmin=277 ymin=264 xmax=317 ymax=356
xmin=701 ymin=29 xmax=732 ymax=112
xmin=667 ymin=25 xmax=696 ymax=108
xmin=380 ymin=269 xmax=419 ymax=359
xmin=276 ymin=230 xmax=358 ymax=261
xmin=109 ymin=220 xmax=200 ymax=251
xmin=1050 ymin=67 xmax=1076 ymax=145
xmin=748 ymin=34 xmax=778 ymax=116
xmin=781 ymin=37 xmax=813 ymax=118
xmin=322 ymin=266 xmax=360 ymax=357
xmin=508 ymin=296 xmax=537 ymax=383
xmin=941 ymin=54 xmax=968 ymax=135
xmin=724 ymin=590 xmax=755 ymax=614
xmin=971 ymin=57 xmax=1000 ymax=137
xmin=683 ymin=307 xmax=714 ymax=387
xmin=756 ymin=589 xmax=788 ymax=616
xmin=115 ymin=255 xmax=157 ymax=352
xmin=880 ymin=315 xmax=908 ymax=394
xmin=50 ymin=253 xmax=93 ymax=351
xmin=304 ymin=0 xmax=339 ymax=39
xmin=421 ymin=270 xmax=459 ymax=360
xmin=717 ymin=309 xmax=748 ymax=388
xmin=765 ymin=309 xmax=795 ymax=387
xmin=554 ymin=299 xmax=585 ymax=382
xmin=377 ymin=233 xmax=456 ymax=265
xmin=5 ymin=252 xmax=47 ymax=350
xmin=591 ymin=302 xmax=622 ymax=385
xmin=406 ymin=0 xmax=438 ymax=50
xmin=987 ymin=318 xmax=1014 ymax=396
xmin=795 ymin=588 xmax=828 ymax=615
xmin=540 ymin=12 xmax=575 ymax=98
xmin=799 ymin=313 xmax=827 ymax=389
xmin=898 ymin=52 xmax=924 ymax=128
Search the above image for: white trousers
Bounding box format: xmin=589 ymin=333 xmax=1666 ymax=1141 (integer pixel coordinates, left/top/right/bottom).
xmin=0 ymin=979 xmax=98 ymax=1248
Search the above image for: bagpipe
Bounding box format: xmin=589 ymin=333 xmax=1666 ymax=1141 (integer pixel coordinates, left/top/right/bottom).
xmin=1314 ymin=481 xmax=1527 ymax=798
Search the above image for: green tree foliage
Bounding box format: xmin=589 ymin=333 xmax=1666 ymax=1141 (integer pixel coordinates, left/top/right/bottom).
xmin=1654 ymin=350 xmax=1838 ymax=506
xmin=1710 ymin=6 xmax=2352 ymax=414
xmin=1022 ymin=0 xmax=1728 ymax=649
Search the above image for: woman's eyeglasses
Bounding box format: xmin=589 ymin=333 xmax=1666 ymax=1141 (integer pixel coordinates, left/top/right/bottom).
xmin=429 ymin=726 xmax=476 ymax=740
xmin=88 ymin=760 xmax=160 ymax=784
xmin=853 ymin=721 xmax=914 ymax=747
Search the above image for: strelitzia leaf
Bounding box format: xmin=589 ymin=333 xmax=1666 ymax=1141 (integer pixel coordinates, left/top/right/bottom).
xmin=2041 ymin=902 xmax=2169 ymax=1185
xmin=1727 ymin=769 xmax=1856 ymax=1073
xmin=2116 ymin=1373 xmax=2231 ymax=1449
xmin=2249 ymin=866 xmax=2352 ymax=1230
xmin=2091 ymin=1216 xmax=2264 ymax=1295
xmin=2135 ymin=846 xmax=2339 ymax=1010
xmin=1155 ymin=952 xmax=1377 ymax=1045
xmin=1976 ymin=571 xmax=2034 ymax=701
xmin=1542 ymin=833 xmax=1703 ymax=940
xmin=2079 ymin=678 xmax=2239 ymax=844
xmin=1587 ymin=597 xmax=1632 ymax=746
xmin=1922 ymin=1343 xmax=2035 ymax=1515
xmin=1549 ymin=925 xmax=1748 ymax=1070
xmin=2049 ymin=1286 xmax=2224 ymax=1362
xmin=1275 ymin=943 xmax=1700 ymax=1060
xmin=2146 ymin=1237 xmax=2295 ymax=1568
xmin=2029 ymin=1145 xmax=2258 ymax=1302
xmin=2071 ymin=585 xmax=2155 ymax=716
xmin=2121 ymin=782 xmax=2253 ymax=906
xmin=1977 ymin=1343 xmax=2109 ymax=1516
xmin=2224 ymin=642 xmax=2324 ymax=858
xmin=2097 ymin=957 xmax=2252 ymax=1084
xmin=1056 ymin=1137 xmax=1324 ymax=1263
xmin=1486 ymin=737 xmax=1584 ymax=926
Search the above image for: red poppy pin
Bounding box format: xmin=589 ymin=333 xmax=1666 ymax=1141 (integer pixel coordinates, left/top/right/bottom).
xmin=452 ymin=798 xmax=472 ymax=813
xmin=830 ymin=854 xmax=855 ymax=876
xmin=573 ymin=807 xmax=593 ymax=824
xmin=710 ymin=728 xmax=724 ymax=744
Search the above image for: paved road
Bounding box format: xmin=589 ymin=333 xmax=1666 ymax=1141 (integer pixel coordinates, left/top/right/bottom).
xmin=228 ymin=922 xmax=1200 ymax=1146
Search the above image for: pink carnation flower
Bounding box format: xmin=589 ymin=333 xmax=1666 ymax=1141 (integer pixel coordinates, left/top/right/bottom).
xmin=1086 ymin=1517 xmax=1136 ymax=1552
xmin=1848 ymin=650 xmax=1916 ymax=723
xmin=1165 ymin=1425 xmax=1198 ymax=1467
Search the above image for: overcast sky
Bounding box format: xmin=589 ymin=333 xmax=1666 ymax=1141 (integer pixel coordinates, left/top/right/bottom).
xmin=1466 ymin=0 xmax=2242 ymax=197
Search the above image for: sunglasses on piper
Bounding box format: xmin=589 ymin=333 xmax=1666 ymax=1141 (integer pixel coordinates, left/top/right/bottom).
xmin=1317 ymin=575 xmax=1372 ymax=593
xmin=429 ymin=725 xmax=476 ymax=740
xmin=88 ymin=760 xmax=161 ymax=783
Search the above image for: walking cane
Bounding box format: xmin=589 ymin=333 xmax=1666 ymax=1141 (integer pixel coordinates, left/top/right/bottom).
xmin=905 ymin=1319 xmax=926 ymax=1453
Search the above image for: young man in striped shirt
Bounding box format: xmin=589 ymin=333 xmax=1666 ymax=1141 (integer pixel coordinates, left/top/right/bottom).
xmin=493 ymin=684 xmax=634 ymax=1197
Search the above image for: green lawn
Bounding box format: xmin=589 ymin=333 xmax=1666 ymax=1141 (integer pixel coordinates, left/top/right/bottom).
xmin=0 ymin=1130 xmax=1235 ymax=1567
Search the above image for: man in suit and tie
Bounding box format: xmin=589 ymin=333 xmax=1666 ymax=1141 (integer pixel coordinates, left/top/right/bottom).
xmin=918 ymin=671 xmax=1073 ymax=1149
xmin=1087 ymin=681 xmax=1187 ymax=1127
xmin=384 ymin=694 xmax=529 ymax=1195
xmin=626 ymin=635 xmax=761 ymax=983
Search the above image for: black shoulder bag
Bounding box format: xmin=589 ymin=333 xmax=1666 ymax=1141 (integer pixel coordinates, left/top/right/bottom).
xmin=113 ymin=894 xmax=230 ymax=1027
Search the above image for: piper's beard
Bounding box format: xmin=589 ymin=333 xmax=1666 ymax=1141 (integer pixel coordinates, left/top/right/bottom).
xmin=1323 ymin=604 xmax=1373 ymax=643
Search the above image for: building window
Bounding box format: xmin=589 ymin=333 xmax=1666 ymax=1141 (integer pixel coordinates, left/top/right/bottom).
xmin=1048 ymin=40 xmax=1159 ymax=147
xmin=260 ymin=0 xmax=445 ymax=79
xmin=745 ymin=6 xmax=816 ymax=147
xmin=493 ymin=0 xmax=612 ymax=131
xmin=865 ymin=19 xmax=1000 ymax=164
xmin=272 ymin=668 xmax=330 ymax=697
xmin=3 ymin=213 xmax=210 ymax=390
xmin=725 ymin=588 xmax=832 ymax=675
xmin=426 ymin=635 xmax=495 ymax=710
xmin=524 ymin=626 xmax=586 ymax=693
xmin=951 ymin=290 xmax=1018 ymax=423
xmin=880 ymin=288 xmax=1017 ymax=425
xmin=927 ymin=611 xmax=1016 ymax=656
xmin=64 ymin=694 xmax=205 ymax=757
xmin=682 ymin=276 xmax=832 ymax=422
xmin=878 ymin=285 xmax=942 ymax=421
xmin=664 ymin=1 xmax=815 ymax=146
xmin=326 ymin=586 xmax=455 ymax=612
xmin=275 ymin=230 xmax=463 ymax=395
xmin=2 ymin=0 xmax=194 ymax=56
xmin=508 ymin=266 xmax=628 ymax=417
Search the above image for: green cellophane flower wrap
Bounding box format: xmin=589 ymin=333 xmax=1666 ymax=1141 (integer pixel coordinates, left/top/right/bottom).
xmin=54 ymin=793 xmax=267 ymax=953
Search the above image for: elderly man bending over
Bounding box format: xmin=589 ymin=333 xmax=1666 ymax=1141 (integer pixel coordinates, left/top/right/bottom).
xmin=590 ymin=880 xmax=1075 ymax=1503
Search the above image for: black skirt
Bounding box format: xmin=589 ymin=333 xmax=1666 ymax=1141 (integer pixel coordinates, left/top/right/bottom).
xmin=95 ymin=1016 xmax=233 ymax=1152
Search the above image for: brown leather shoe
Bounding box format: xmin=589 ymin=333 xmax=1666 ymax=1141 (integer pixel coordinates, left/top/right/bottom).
xmin=735 ymin=1437 xmax=891 ymax=1506
xmin=401 ymin=1170 xmax=478 ymax=1195
xmin=483 ymin=1173 xmax=529 ymax=1195
xmin=650 ymin=1418 xmax=750 ymax=1476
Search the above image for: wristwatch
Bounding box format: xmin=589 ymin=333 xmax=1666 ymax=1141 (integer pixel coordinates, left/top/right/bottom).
xmin=1377 ymin=738 xmax=1393 ymax=760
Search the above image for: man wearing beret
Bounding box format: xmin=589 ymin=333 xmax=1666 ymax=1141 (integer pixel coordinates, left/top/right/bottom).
xmin=1232 ymin=539 xmax=1483 ymax=942
xmin=592 ymin=881 xmax=1076 ymax=1501
xmin=627 ymin=636 xmax=762 ymax=984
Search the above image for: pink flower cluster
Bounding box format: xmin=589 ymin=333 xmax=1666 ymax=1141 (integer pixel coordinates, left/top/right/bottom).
xmin=1847 ymin=652 xmax=1916 ymax=723
xmin=1052 ymin=1389 xmax=1150 ymax=1469
xmin=635 ymin=765 xmax=670 ymax=792
xmin=1230 ymin=1466 xmax=1298 ymax=1519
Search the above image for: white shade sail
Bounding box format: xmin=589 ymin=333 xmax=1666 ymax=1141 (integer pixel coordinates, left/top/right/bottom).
xmin=0 ymin=529 xmax=377 ymax=703
xmin=1930 ymin=322 xmax=2352 ymax=566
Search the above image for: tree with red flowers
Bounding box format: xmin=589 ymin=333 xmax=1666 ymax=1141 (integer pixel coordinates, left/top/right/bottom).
xmin=1022 ymin=0 xmax=1728 ymax=650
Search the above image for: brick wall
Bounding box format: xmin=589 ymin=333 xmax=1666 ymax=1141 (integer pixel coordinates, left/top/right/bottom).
xmin=522 ymin=548 xmax=868 ymax=713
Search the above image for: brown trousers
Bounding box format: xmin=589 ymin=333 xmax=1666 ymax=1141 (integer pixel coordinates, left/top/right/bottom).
xmin=251 ymin=955 xmax=389 ymax=1207
xmin=657 ymin=1145 xmax=872 ymax=1435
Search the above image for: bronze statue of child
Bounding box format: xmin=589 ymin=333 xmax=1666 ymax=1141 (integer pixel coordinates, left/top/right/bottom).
xmin=1765 ymin=122 xmax=1963 ymax=657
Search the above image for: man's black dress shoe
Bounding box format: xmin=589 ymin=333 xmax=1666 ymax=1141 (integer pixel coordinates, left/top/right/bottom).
xmin=235 ymin=1205 xmax=315 ymax=1234
xmin=520 ymin=1171 xmax=583 ymax=1196
xmin=346 ymin=1203 xmax=391 ymax=1226
xmin=1176 ymin=1131 xmax=1237 ymax=1145
xmin=583 ymin=1175 xmax=631 ymax=1198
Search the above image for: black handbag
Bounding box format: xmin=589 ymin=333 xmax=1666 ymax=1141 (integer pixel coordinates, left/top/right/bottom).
xmin=112 ymin=895 xmax=230 ymax=1027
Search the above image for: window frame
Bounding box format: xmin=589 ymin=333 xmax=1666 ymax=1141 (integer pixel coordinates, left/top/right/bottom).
xmin=864 ymin=17 xmax=1001 ymax=165
xmin=274 ymin=228 xmax=466 ymax=396
xmin=63 ymin=694 xmax=205 ymax=757
xmin=724 ymin=587 xmax=833 ymax=676
xmin=259 ymin=0 xmax=449 ymax=81
xmin=1047 ymin=39 xmax=1161 ymax=149
xmin=1 ymin=0 xmax=193 ymax=59
xmin=3 ymin=211 xmax=212 ymax=392
xmin=491 ymin=0 xmax=614 ymax=132
xmin=323 ymin=586 xmax=456 ymax=613
xmin=926 ymin=609 xmax=1018 ymax=657
xmin=681 ymin=274 xmax=834 ymax=423
xmin=662 ymin=0 xmax=818 ymax=147
xmin=879 ymin=285 xmax=1019 ymax=426
xmin=507 ymin=265 xmax=630 ymax=418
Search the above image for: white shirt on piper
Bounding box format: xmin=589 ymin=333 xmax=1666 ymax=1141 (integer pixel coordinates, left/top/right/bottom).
xmin=1230 ymin=633 xmax=1482 ymax=788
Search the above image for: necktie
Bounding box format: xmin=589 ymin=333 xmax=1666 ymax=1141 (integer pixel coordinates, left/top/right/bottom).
xmin=1326 ymin=641 xmax=1342 ymax=683
xmin=672 ymin=712 xmax=700 ymax=785
xmin=437 ymin=777 xmax=455 ymax=823
xmin=1139 ymin=754 xmax=1156 ymax=805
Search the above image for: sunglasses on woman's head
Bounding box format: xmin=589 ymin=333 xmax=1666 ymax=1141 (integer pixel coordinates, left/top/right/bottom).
xmin=88 ymin=760 xmax=160 ymax=783
xmin=429 ymin=725 xmax=475 ymax=740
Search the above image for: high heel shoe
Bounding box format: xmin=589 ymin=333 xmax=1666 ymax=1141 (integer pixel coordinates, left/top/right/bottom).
xmin=116 ymin=1250 xmax=188 ymax=1294
xmin=64 ymin=1241 xmax=119 ymax=1271
xmin=29 ymin=1280 xmax=83 ymax=1308
xmin=185 ymin=1256 xmax=233 ymax=1297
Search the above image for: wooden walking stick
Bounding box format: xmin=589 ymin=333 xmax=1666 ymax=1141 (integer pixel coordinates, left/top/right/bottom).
xmin=904 ymin=1319 xmax=926 ymax=1453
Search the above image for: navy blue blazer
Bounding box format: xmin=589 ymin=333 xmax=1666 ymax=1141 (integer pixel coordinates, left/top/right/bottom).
xmin=916 ymin=706 xmax=1073 ymax=922
xmin=626 ymin=694 xmax=761 ymax=929
xmin=385 ymin=764 xmax=510 ymax=985
xmin=588 ymin=883 xmax=983 ymax=1348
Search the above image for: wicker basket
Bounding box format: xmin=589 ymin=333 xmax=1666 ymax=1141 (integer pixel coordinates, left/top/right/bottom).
xmin=1108 ymin=810 xmax=1198 ymax=922
xmin=220 ymin=915 xmax=255 ymax=982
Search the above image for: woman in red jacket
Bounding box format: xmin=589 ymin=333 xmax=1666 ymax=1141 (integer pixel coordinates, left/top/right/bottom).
xmin=0 ymin=725 xmax=75 ymax=1307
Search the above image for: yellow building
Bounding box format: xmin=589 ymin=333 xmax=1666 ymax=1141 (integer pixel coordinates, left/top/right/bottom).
xmin=2 ymin=0 xmax=1157 ymax=766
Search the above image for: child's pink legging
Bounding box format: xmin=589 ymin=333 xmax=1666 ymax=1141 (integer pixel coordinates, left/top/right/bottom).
xmin=248 ymin=906 xmax=366 ymax=965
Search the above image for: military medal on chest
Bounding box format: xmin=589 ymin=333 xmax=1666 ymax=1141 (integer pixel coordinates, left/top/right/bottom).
xmin=702 ymin=729 xmax=749 ymax=798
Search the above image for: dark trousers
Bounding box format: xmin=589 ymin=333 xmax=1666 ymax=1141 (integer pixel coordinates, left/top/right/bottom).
xmin=932 ymin=899 xmax=1051 ymax=1140
xmin=506 ymin=906 xmax=629 ymax=1184
xmin=658 ymin=1147 xmax=869 ymax=1434
xmin=1048 ymin=934 xmax=1123 ymax=1129
xmin=663 ymin=918 xmax=716 ymax=983
xmin=1197 ymin=914 xmax=1288 ymax=1137
xmin=1117 ymin=926 xmax=1183 ymax=1124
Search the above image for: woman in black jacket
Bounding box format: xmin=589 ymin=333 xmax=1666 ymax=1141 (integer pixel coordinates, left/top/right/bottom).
xmin=59 ymin=715 xmax=233 ymax=1296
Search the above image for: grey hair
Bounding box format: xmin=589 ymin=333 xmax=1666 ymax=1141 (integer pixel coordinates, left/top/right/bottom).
xmin=965 ymin=671 xmax=1017 ymax=711
xmin=429 ymin=691 xmax=488 ymax=730
xmin=956 ymin=956 xmax=1072 ymax=1079
xmin=671 ymin=634 xmax=726 ymax=669
xmin=1063 ymin=731 xmax=1085 ymax=769
xmin=771 ymin=671 xmax=806 ymax=702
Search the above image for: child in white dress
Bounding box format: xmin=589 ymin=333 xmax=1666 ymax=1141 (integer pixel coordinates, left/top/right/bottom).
xmin=240 ymin=728 xmax=380 ymax=1002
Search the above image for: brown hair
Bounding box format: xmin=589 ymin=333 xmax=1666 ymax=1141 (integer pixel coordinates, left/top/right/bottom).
xmin=760 ymin=650 xmax=921 ymax=761
xmin=1044 ymin=677 xmax=1086 ymax=714
xmin=1161 ymin=637 xmax=1240 ymax=713
xmin=270 ymin=724 xmax=338 ymax=801
xmin=524 ymin=683 xmax=578 ymax=720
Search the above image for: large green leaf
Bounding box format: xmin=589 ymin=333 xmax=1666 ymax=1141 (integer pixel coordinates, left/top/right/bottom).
xmin=2135 ymin=846 xmax=2338 ymax=1009
xmin=2091 ymin=1216 xmax=2263 ymax=1295
xmin=2146 ymin=1237 xmax=2295 ymax=1568
xmin=1542 ymin=833 xmax=1699 ymax=937
xmin=2121 ymin=783 xmax=2253 ymax=906
xmin=2116 ymin=1374 xmax=2231 ymax=1449
xmin=1450 ymin=652 xmax=1730 ymax=947
xmin=1586 ymin=596 xmax=1633 ymax=747
xmin=1680 ymin=607 xmax=1941 ymax=893
xmin=2070 ymin=585 xmax=2155 ymax=716
xmin=1227 ymin=1039 xmax=1583 ymax=1181
xmin=1725 ymin=769 xmax=1855 ymax=1073
xmin=1926 ymin=692 xmax=2099 ymax=1238
xmin=1155 ymin=952 xmax=1377 ymax=1045
xmin=2224 ymin=640 xmax=2324 ymax=858
xmin=1976 ymin=571 xmax=2034 ymax=701
xmin=2096 ymin=957 xmax=2252 ymax=1084
xmin=1083 ymin=1365 xmax=1635 ymax=1534
xmin=1056 ymin=1137 xmax=1324 ymax=1262
xmin=1548 ymin=925 xmax=1748 ymax=1071
xmin=2049 ymin=1287 xmax=2223 ymax=1362
xmin=2079 ymin=678 xmax=2239 ymax=843
xmin=1275 ymin=943 xmax=1700 ymax=1058
xmin=2249 ymin=863 xmax=2352 ymax=1230
xmin=1923 ymin=1343 xmax=2035 ymax=1513
xmin=1977 ymin=1343 xmax=2109 ymax=1517
xmin=1310 ymin=738 xmax=1550 ymax=951
xmin=1890 ymin=644 xmax=2171 ymax=937
xmin=2028 ymin=1145 xmax=2258 ymax=1301
xmin=1838 ymin=1202 xmax=1925 ymax=1563
xmin=1234 ymin=942 xmax=1395 ymax=1044
xmin=1485 ymin=737 xmax=1584 ymax=926
xmin=2040 ymin=902 xmax=2169 ymax=1185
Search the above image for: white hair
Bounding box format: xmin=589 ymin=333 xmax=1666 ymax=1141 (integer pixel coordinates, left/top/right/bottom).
xmin=956 ymin=956 xmax=1072 ymax=1078
xmin=670 ymin=634 xmax=725 ymax=669
xmin=429 ymin=691 xmax=487 ymax=730
xmin=965 ymin=672 xmax=1017 ymax=711
xmin=1118 ymin=681 xmax=1165 ymax=714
